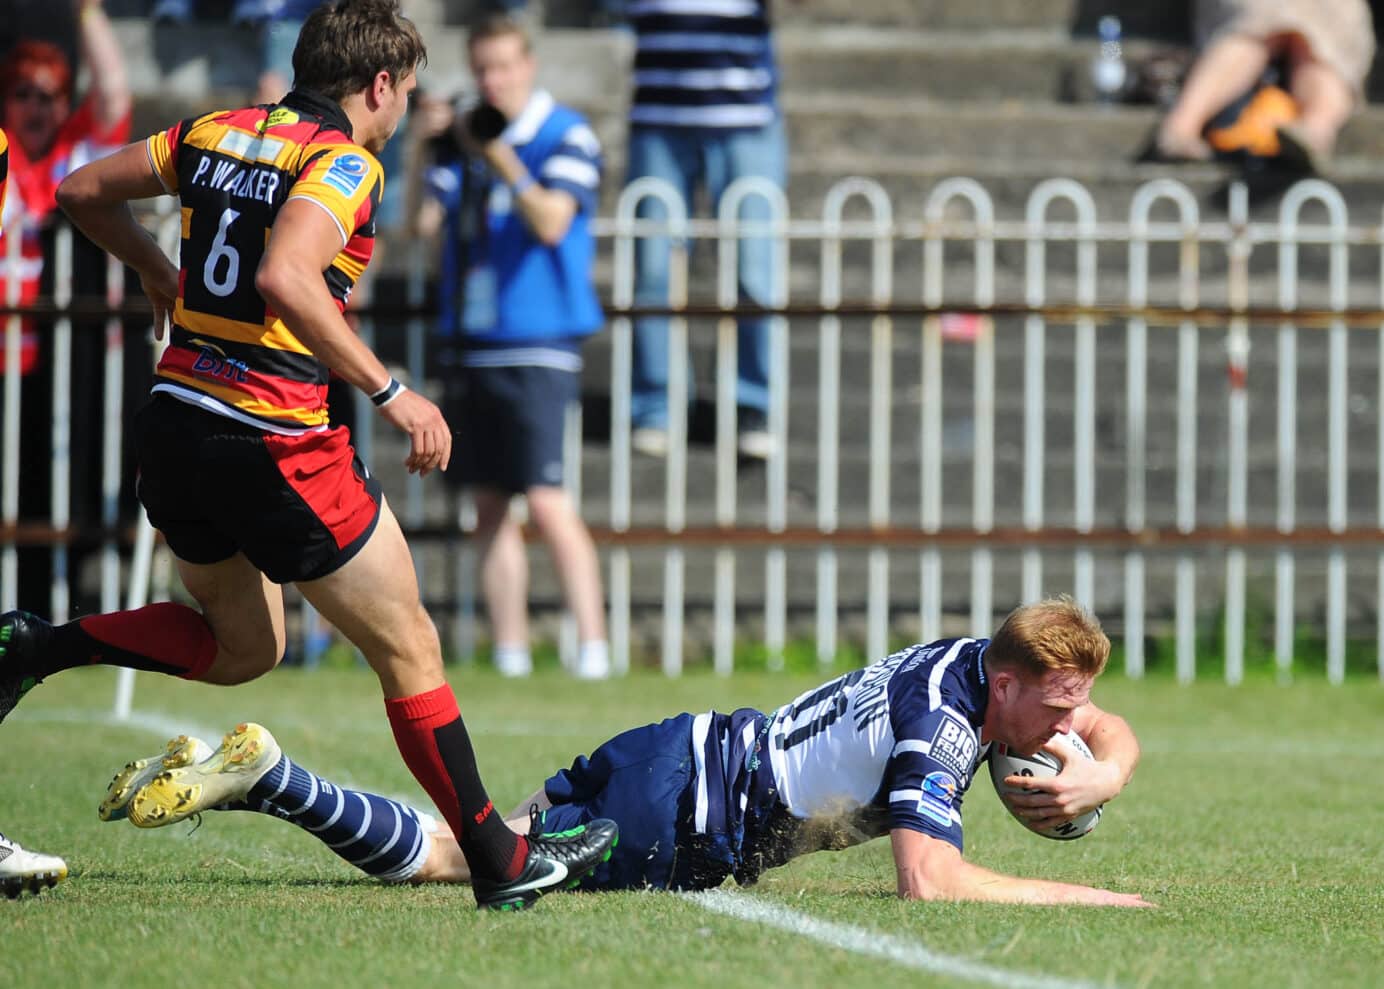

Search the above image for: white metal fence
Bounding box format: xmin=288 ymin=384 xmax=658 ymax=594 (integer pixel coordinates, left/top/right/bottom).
xmin=4 ymin=175 xmax=1384 ymax=689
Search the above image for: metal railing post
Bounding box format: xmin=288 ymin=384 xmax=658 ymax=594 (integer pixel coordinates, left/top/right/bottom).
xmin=1128 ymin=180 xmax=1200 ymax=680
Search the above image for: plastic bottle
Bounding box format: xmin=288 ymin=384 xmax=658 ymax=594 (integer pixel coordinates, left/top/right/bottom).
xmin=1091 ymin=15 xmax=1127 ymax=105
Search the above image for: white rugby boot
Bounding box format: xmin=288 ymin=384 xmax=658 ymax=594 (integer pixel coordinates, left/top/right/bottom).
xmin=99 ymin=734 xmax=215 ymax=822
xmin=0 ymin=834 xmax=68 ymax=898
xmin=128 ymin=723 xmax=281 ymax=829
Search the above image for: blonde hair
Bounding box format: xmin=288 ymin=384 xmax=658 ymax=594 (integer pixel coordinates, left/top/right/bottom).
xmin=986 ymin=596 xmax=1109 ymax=679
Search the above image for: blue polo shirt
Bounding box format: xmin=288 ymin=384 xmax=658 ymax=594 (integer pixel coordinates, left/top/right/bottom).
xmin=426 ymin=90 xmax=603 ymax=369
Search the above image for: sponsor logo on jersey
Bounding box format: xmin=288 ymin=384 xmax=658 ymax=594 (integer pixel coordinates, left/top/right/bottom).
xmin=322 ymin=153 xmax=369 ymax=196
xmin=264 ymin=108 xmax=300 ymax=129
xmin=928 ymin=714 xmax=978 ymax=778
xmin=917 ymin=770 xmax=957 ymax=827
xmin=189 ymin=340 xmax=250 ymax=383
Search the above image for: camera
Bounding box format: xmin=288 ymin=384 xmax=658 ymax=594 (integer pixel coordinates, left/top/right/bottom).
xmin=465 ymin=103 xmax=508 ymax=142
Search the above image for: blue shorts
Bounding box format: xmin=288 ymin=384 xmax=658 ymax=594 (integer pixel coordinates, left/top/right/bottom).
xmin=543 ymin=714 xmax=710 ymax=891
xmin=442 ymin=364 xmax=578 ymax=494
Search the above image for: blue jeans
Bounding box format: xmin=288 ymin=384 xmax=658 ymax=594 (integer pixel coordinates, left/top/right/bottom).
xmin=627 ymin=120 xmax=787 ymax=429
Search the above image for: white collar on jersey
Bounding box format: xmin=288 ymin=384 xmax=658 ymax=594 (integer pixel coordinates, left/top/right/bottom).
xmin=502 ymin=89 xmax=556 ymax=146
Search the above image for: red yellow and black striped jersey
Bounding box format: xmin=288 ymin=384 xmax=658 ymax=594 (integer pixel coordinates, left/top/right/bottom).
xmin=144 ymin=89 xmax=383 ymax=431
xmin=0 ymin=127 xmax=9 ymax=233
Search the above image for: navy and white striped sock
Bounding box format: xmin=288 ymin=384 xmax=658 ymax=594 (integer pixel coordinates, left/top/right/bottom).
xmin=231 ymin=756 xmax=434 ymax=884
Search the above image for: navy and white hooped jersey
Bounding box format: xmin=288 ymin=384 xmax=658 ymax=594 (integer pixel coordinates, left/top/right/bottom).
xmin=628 ymin=0 xmax=779 ymax=130
xmin=764 ymin=638 xmax=991 ymax=851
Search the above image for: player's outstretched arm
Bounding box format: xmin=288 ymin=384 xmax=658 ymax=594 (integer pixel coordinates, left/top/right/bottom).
xmin=1002 ymin=702 xmax=1141 ymax=825
xmin=890 ymin=828 xmax=1154 ymax=908
xmin=257 ymin=199 xmax=451 ymax=475
xmin=56 ymin=143 xmax=179 ymax=337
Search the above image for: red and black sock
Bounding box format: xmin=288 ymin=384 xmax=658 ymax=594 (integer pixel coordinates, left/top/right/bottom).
xmin=40 ymin=603 xmax=218 ymax=681
xmin=385 ymin=685 xmax=527 ymax=882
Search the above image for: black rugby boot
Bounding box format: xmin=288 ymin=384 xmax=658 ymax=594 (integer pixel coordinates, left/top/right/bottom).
xmin=472 ymin=807 xmax=618 ymax=911
xmin=0 ymin=611 xmax=53 ymax=725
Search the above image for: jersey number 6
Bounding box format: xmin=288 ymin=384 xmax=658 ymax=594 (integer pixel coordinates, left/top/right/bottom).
xmin=203 ymin=207 xmax=242 ymax=298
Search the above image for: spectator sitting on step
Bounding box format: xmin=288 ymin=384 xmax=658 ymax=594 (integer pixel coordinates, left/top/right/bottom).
xmin=1154 ymin=0 xmax=1375 ymax=172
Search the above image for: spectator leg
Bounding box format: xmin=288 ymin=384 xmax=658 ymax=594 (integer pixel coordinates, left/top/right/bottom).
xmin=526 ymin=485 xmax=607 ymax=646
xmin=629 ymin=127 xmax=698 ymax=430
xmin=1158 ymin=34 xmax=1271 ymax=156
xmin=706 ymin=119 xmax=788 ymax=416
xmin=1284 ymin=34 xmax=1354 ymax=156
xmin=471 ymin=488 xmax=529 ymax=652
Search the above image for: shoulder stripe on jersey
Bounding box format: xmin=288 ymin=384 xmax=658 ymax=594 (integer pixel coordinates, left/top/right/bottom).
xmin=286 ymin=193 xmax=349 ymax=248
xmin=559 ymin=123 xmax=601 ymax=157
xmin=928 ymin=639 xmax=972 ymax=711
xmin=541 ymin=156 xmax=599 ymax=189
xmin=892 ymin=739 xmax=932 ymax=757
xmin=889 ymin=788 xmax=922 ymax=803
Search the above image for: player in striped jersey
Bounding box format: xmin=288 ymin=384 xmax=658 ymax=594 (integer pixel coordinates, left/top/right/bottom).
xmin=0 ymin=0 xmax=615 ymax=910
xmin=105 ymin=598 xmax=1152 ymax=906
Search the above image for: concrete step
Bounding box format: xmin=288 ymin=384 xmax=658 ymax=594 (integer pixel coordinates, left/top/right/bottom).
xmin=114 ymin=21 xmax=1185 ymax=116
xmin=398 ymin=0 xmax=1193 ymax=37
xmin=780 ymin=96 xmax=1384 ymax=167
xmin=775 ymin=27 xmax=1170 ymax=104
xmin=794 ymin=0 xmax=1191 ymax=38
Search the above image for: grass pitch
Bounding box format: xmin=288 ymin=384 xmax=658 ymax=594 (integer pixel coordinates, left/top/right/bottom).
xmin=3 ymin=663 xmax=1382 ymax=988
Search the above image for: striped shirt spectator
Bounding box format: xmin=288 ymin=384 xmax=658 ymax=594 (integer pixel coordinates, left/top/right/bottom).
xmin=628 ymin=0 xmax=778 ymax=129
xmin=627 ymin=0 xmax=786 ymax=460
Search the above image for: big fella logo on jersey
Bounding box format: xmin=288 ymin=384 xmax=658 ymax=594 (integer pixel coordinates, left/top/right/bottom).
xmin=929 ymin=714 xmax=978 ymax=779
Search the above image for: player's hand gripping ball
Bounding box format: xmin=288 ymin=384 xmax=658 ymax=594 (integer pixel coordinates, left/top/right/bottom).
xmin=988 ymin=730 xmax=1103 ymax=840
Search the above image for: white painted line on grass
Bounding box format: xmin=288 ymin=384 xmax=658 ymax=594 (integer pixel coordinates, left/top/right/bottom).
xmin=685 ymin=889 xmax=1109 ymax=989
xmin=11 ymin=706 xmax=224 ymax=747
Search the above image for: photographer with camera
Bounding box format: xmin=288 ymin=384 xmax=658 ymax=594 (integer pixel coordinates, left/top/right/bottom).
xmin=416 ymin=15 xmax=609 ymax=680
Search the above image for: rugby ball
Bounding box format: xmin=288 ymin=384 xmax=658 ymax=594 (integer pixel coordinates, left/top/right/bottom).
xmin=988 ymin=730 xmax=1103 ymax=841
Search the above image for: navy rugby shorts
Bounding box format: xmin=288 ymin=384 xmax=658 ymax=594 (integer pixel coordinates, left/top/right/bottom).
xmin=542 ymin=713 xmax=703 ymax=891
xmin=133 ymin=394 xmax=382 ymax=583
